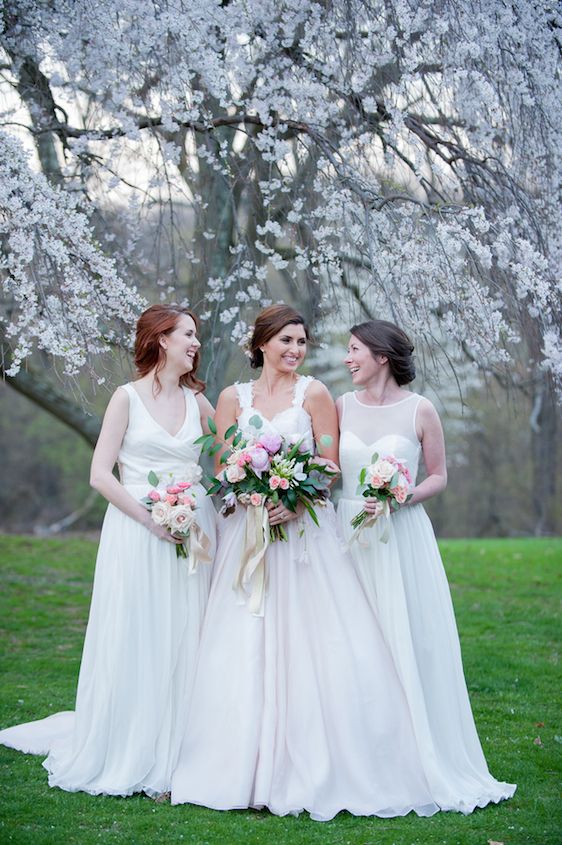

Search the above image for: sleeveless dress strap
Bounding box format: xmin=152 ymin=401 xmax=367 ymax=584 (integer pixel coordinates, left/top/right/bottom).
xmin=235 ymin=381 xmax=253 ymax=411
xmin=293 ymin=375 xmax=314 ymax=408
xmin=120 ymin=382 xmax=135 ymax=400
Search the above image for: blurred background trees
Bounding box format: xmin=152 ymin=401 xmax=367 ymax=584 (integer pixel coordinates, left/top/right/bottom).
xmin=1 ymin=0 xmax=560 ymax=535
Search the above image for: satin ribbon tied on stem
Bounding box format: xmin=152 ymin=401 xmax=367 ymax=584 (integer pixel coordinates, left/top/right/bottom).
xmin=347 ymin=497 xmax=391 ymax=547
xmin=177 ymin=522 xmax=213 ymax=573
xmin=233 ymin=502 xmax=270 ymax=617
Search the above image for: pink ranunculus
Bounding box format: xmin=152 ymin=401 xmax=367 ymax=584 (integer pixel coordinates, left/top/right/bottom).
xmin=166 ymin=485 xmax=181 ymax=494
xmin=165 ymin=494 xmax=178 ymax=505
xmin=250 ymin=492 xmax=263 ymax=507
xmin=269 ymin=475 xmax=281 ymax=490
xmin=259 ymin=433 xmax=282 ymax=454
xmin=226 ymin=463 xmax=247 ymax=483
xmin=148 ymin=490 xmax=161 ymax=502
xmin=249 ymin=446 xmax=270 ymax=472
xmin=279 ymin=477 xmax=290 ymax=490
xmin=392 ymin=484 xmax=408 ymax=504
xmin=177 ymin=482 xmax=192 ymax=490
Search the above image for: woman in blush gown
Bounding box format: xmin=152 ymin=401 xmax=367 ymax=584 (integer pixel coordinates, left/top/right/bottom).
xmin=336 ymin=319 xmax=516 ymax=813
xmin=0 ymin=305 xmax=217 ymax=798
xmin=171 ymin=304 xmax=439 ymax=821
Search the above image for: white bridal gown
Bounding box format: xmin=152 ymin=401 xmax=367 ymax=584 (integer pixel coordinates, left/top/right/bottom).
xmin=171 ymin=377 xmax=439 ymax=821
xmin=337 ymin=391 xmax=516 ymax=813
xmin=0 ymin=383 xmax=216 ymax=797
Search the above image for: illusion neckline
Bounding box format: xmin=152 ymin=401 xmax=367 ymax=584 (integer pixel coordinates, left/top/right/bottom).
xmin=352 ymin=391 xmax=416 ymax=409
xmin=129 ymin=383 xmax=190 ymax=438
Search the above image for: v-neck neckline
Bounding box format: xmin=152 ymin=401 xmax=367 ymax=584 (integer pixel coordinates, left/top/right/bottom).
xmin=130 ymin=384 xmax=189 ymax=438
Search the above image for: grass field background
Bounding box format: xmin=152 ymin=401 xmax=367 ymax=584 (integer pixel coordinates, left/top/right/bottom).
xmin=0 ymin=535 xmax=560 ymax=845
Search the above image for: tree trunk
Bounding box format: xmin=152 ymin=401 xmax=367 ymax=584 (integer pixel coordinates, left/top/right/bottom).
xmin=3 ymin=366 xmax=100 ymax=448
xmin=530 ymin=371 xmax=557 ymax=536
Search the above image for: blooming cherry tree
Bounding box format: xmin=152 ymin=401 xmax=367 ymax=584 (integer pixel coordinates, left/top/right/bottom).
xmin=1 ymin=0 xmax=560 ymax=404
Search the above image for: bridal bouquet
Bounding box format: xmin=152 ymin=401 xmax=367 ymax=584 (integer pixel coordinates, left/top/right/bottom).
xmin=141 ymin=464 xmax=211 ymax=566
xmin=196 ymin=417 xmax=335 ymax=616
xmin=350 ymin=453 xmax=412 ymax=543
xmin=198 ymin=416 xmax=336 ymax=542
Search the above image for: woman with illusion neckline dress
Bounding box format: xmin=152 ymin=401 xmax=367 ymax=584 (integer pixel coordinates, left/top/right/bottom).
xmin=0 ymin=304 xmax=217 ymax=798
xmin=336 ymin=319 xmax=516 ymax=813
xmin=171 ymin=303 xmax=441 ymax=821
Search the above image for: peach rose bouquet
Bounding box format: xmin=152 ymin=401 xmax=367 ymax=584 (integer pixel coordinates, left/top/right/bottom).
xmin=141 ymin=465 xmax=202 ymax=560
xmin=350 ymin=453 xmax=412 ymax=541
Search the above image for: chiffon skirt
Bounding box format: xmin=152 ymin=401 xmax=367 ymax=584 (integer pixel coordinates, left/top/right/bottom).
xmin=171 ymin=503 xmax=438 ymax=821
xmin=0 ymin=487 xmax=215 ymax=797
xmin=337 ymin=498 xmax=516 ymax=813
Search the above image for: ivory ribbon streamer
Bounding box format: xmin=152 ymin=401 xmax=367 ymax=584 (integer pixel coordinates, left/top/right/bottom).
xmin=185 ymin=522 xmax=213 ymax=574
xmin=233 ymin=503 xmax=270 ymax=617
xmin=347 ymin=498 xmax=391 ymax=548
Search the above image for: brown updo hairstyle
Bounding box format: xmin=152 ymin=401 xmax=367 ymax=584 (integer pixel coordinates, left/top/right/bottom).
xmin=134 ymin=304 xmax=205 ymax=393
xmin=350 ymin=319 xmax=415 ymax=386
xmin=249 ymin=304 xmax=308 ymax=369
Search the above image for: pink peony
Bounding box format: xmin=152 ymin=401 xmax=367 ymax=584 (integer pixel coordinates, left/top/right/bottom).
xmin=279 ymin=477 xmax=290 ymax=490
xmin=148 ymin=490 xmax=161 ymax=502
xmin=259 ymin=433 xmax=282 ymax=454
xmin=166 ymin=485 xmax=181 ymax=494
xmin=249 ymin=446 xmax=270 ymax=472
xmin=165 ymin=494 xmax=178 ymax=505
xmin=269 ymin=475 xmax=281 ymax=490
xmin=250 ymin=492 xmax=264 ymax=507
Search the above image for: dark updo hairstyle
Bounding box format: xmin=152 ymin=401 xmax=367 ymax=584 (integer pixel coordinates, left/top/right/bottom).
xmin=249 ymin=304 xmax=308 ymax=369
xmin=134 ymin=304 xmax=205 ymax=393
xmin=350 ymin=319 xmax=415 ymax=386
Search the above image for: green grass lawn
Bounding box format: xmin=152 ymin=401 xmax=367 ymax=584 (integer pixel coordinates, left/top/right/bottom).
xmin=0 ymin=536 xmax=560 ymax=845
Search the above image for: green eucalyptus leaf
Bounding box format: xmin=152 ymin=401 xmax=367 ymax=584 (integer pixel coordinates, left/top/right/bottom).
xmin=249 ymin=414 xmax=263 ymax=429
xmin=147 ymin=470 xmax=159 ymax=487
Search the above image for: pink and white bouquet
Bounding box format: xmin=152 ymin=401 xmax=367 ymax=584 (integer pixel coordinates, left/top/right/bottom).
xmin=350 ymin=453 xmax=412 ymax=540
xmin=198 ymin=418 xmax=336 ymax=542
xmin=141 ymin=464 xmax=202 ymax=559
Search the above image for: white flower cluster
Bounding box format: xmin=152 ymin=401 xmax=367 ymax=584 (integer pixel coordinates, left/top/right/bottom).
xmin=0 ymin=133 xmax=145 ymax=376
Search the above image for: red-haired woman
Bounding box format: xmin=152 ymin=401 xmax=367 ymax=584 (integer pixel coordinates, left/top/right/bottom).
xmin=0 ymin=305 xmax=217 ymax=798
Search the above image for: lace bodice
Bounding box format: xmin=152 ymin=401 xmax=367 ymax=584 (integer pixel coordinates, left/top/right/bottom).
xmin=339 ymin=391 xmax=423 ymax=500
xmin=118 ymin=383 xmax=204 ymax=487
xmin=235 ymin=376 xmax=315 ymax=450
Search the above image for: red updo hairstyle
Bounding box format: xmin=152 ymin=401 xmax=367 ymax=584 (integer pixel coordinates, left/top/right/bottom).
xmin=134 ymin=304 xmax=205 ymax=394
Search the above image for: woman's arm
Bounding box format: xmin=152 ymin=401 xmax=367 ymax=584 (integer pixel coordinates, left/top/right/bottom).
xmin=195 ymin=391 xmax=216 ymax=434
xmin=89 ymin=388 xmax=179 ymax=542
xmin=408 ymin=397 xmax=447 ymax=506
xmin=305 ymin=380 xmax=340 ymax=466
xmin=212 ymin=386 xmax=239 ymax=473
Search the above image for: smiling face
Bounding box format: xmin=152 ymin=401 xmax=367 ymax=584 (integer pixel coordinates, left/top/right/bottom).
xmin=160 ymin=313 xmax=201 ymax=374
xmin=344 ymin=334 xmax=386 ymax=385
xmin=261 ymin=322 xmax=307 ymax=373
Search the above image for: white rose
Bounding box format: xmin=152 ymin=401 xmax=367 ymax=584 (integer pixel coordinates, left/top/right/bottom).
xmin=226 ymin=463 xmax=246 ymax=483
xmin=169 ymin=505 xmax=195 ymax=535
xmin=151 ymin=500 xmax=172 ymax=527
xmin=373 ymin=459 xmax=395 ymax=483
